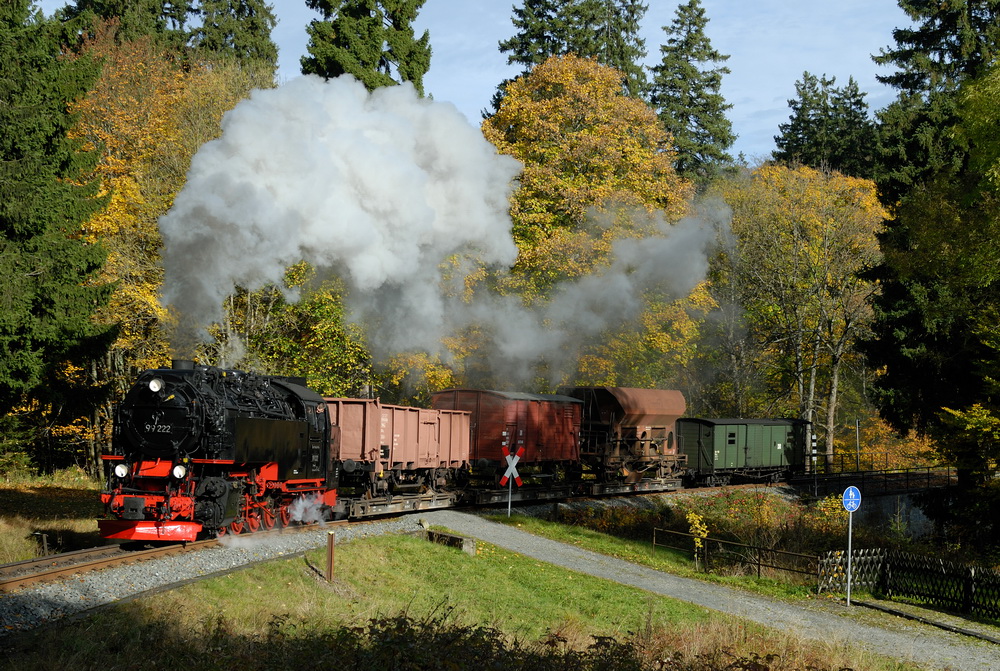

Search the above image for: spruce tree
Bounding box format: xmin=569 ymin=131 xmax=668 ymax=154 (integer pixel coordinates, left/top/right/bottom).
xmin=0 ymin=1 xmax=114 ymax=415
xmin=873 ymin=0 xmax=1000 ymax=200
xmin=773 ymin=72 xmax=876 ymax=179
xmin=192 ymin=0 xmax=278 ymax=70
xmin=301 ymin=0 xmax=431 ymax=95
xmin=495 ymin=0 xmax=648 ymax=108
xmin=56 ymin=0 xmax=195 ymax=47
xmin=566 ymin=0 xmax=648 ymax=96
xmin=648 ymin=0 xmax=734 ymax=180
xmin=498 ymin=0 xmax=568 ymax=70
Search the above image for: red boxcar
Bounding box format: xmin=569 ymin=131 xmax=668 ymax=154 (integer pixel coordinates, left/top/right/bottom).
xmin=430 ymin=389 xmax=581 ymax=464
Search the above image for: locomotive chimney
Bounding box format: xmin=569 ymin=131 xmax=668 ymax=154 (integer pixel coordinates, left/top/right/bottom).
xmin=171 ymin=359 xmax=195 ymax=370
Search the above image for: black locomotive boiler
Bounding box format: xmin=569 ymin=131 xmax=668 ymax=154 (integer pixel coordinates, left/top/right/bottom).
xmin=100 ymin=361 xmax=336 ymax=541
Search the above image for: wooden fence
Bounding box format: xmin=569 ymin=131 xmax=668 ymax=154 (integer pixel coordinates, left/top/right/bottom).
xmin=821 ymin=549 xmax=1000 ymax=619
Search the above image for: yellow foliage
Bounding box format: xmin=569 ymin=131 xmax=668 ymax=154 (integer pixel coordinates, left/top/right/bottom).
xmin=478 ymin=55 xmax=703 ymax=385
xmin=686 ymin=511 xmax=709 ymax=550
xmin=808 ymin=495 xmax=849 ymax=535
xmin=712 ymin=165 xmax=887 ymax=416
xmin=70 ymin=19 xmax=274 ymax=372
xmin=837 ymin=416 xmax=939 ymax=470
xmin=384 ymin=352 xmax=458 ymax=400
xmin=482 ymin=54 xmax=693 ymax=251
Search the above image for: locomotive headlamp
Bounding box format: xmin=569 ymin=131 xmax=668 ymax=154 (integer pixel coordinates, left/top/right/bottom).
xmin=113 ymin=463 xmax=130 ymax=478
xmin=148 ymin=378 xmax=165 ymax=393
xmin=171 ymin=464 xmax=187 ymax=479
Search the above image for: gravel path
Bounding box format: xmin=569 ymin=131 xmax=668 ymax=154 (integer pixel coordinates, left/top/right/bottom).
xmin=420 ymin=510 xmax=1000 ymax=671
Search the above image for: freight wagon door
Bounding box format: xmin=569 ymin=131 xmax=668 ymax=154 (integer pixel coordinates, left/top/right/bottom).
xmin=419 ymin=410 xmax=437 ymax=467
xmin=764 ymin=424 xmax=790 ymax=468
xmin=721 ymin=425 xmax=744 ymax=469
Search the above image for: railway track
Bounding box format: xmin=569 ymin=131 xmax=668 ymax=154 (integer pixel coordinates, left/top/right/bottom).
xmin=0 ymin=520 xmax=348 ymax=594
xmin=0 ymin=541 xmax=213 ymax=593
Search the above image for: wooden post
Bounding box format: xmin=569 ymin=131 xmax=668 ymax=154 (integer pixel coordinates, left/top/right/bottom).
xmin=326 ymin=531 xmax=335 ymax=582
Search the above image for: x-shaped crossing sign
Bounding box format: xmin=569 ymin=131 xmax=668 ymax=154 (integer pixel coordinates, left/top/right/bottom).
xmin=499 ymin=446 xmax=525 ymax=487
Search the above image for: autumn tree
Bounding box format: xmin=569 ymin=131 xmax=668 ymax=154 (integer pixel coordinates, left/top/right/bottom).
xmin=302 ymin=0 xmax=431 ymax=94
xmin=206 ymin=264 xmax=375 ymax=395
xmin=712 ymin=166 xmax=886 ymax=457
xmin=482 ymin=54 xmax=701 ymax=386
xmin=493 ymin=0 xmax=648 ymax=113
xmin=65 ymin=19 xmax=274 ymax=463
xmin=773 ymin=72 xmax=877 ymax=179
xmin=484 ymin=54 xmax=691 ymax=281
xmin=0 ymin=1 xmax=115 ymax=471
xmin=648 ymin=0 xmax=734 ymax=181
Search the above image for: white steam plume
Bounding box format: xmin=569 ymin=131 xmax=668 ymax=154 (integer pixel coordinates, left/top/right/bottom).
xmin=160 ymin=75 xmax=520 ymax=354
xmin=159 ymin=74 xmax=723 ymax=384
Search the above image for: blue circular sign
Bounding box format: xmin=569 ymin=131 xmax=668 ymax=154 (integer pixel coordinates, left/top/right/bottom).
xmin=842 ymin=486 xmax=861 ymax=513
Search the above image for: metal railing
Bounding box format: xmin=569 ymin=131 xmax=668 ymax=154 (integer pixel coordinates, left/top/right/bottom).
xmin=653 ymin=528 xmax=818 ymax=580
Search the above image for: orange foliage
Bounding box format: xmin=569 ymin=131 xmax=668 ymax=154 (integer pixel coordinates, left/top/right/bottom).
xmin=833 ymin=416 xmax=940 ymax=471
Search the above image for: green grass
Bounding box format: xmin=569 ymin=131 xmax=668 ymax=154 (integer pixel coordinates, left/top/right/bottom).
xmin=490 ymin=513 xmax=818 ymax=600
xmin=0 ymin=467 xmax=104 ymax=562
xmin=1 ymin=531 xmax=925 ymax=671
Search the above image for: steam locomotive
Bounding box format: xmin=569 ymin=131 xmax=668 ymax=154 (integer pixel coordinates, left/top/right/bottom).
xmin=99 ymin=362 xmax=811 ymax=541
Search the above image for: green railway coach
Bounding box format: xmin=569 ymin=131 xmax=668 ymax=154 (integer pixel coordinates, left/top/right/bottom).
xmin=676 ymin=417 xmax=811 ymax=485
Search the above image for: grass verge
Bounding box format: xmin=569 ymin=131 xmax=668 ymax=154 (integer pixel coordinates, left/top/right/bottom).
xmin=489 ymin=513 xmax=821 ymax=600
xmin=0 ymin=467 xmax=104 ymax=563
xmin=1 ymin=531 xmax=923 ymax=670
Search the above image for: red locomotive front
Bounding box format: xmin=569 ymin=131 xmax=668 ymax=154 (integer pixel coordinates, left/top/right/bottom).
xmin=99 ymin=363 xmax=336 ymax=542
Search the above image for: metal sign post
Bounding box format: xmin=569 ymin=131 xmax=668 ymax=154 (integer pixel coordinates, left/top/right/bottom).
xmin=500 ymin=446 xmax=525 ymax=517
xmin=842 ymin=486 xmax=861 ymax=605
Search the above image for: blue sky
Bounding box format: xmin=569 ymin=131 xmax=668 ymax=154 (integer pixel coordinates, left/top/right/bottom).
xmin=38 ymin=1 xmax=912 ymax=160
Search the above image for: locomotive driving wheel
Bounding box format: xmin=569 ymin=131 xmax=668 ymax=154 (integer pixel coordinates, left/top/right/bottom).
xmin=244 ymin=495 xmax=262 ymax=533
xmin=260 ymin=498 xmax=278 ymax=530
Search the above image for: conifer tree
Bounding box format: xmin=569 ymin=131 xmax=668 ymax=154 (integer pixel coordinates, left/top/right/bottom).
xmin=648 ymin=0 xmax=734 ymax=180
xmin=192 ymin=0 xmax=278 ymax=70
xmin=302 ymin=0 xmax=431 ymax=95
xmin=773 ymin=72 xmax=876 ymax=179
xmin=873 ymin=0 xmax=1000 ymax=200
xmin=864 ymin=0 xmax=1000 ymax=487
xmin=495 ymin=0 xmax=648 ymax=108
xmin=56 ymin=0 xmax=194 ymax=47
xmin=0 ymin=1 xmax=114 ymax=415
